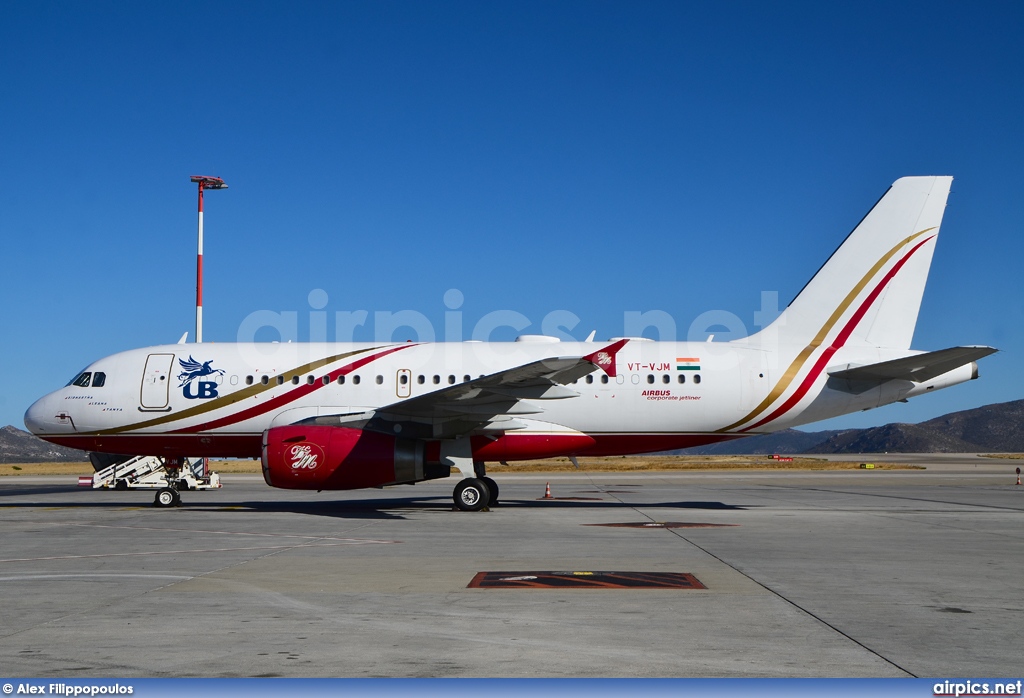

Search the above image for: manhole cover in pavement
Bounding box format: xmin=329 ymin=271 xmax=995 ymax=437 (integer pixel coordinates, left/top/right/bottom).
xmin=584 ymin=522 xmax=738 ymax=528
xmin=468 ymin=571 xmax=706 ymax=589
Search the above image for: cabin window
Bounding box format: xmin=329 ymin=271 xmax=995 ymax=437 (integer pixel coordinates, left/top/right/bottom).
xmin=230 ymin=375 xmax=238 ymax=386
xmin=694 ymin=374 xmax=701 ymax=384
xmin=337 ymin=375 xmax=345 ymax=385
xmin=585 ymin=375 xmax=593 ymax=384
xmin=306 ymin=376 xmax=315 ymax=385
xmin=662 ymin=374 xmax=670 ymax=384
xmin=353 ymin=375 xmax=361 ymax=385
xmin=601 ymin=375 xmax=609 ymax=384
xmin=433 ymin=375 xmax=440 ymax=384
xmin=71 ymin=372 xmax=92 ymax=387
xmin=322 ymin=376 xmax=330 ymax=385
xmin=464 ymin=375 xmax=471 ymax=382
xmin=92 ymin=372 xmax=106 ymax=387
xmin=678 ymin=374 xmax=685 ymax=384
xmin=292 ymin=376 xmax=300 ymax=385
xmin=448 ymin=375 xmax=456 ymax=384
xmin=399 ymin=374 xmax=409 ymax=385
xmin=376 ymin=375 xmax=384 ymax=385
xmin=417 ymin=375 xmax=425 ymax=384
xmin=276 ymin=376 xmax=285 ymax=385
xmin=245 ymin=375 xmax=254 ymax=385
xmin=647 ymin=374 xmax=655 ymax=384
xmin=261 ymin=375 xmax=269 ymax=385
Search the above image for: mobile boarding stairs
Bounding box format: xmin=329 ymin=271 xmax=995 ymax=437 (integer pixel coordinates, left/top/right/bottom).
xmin=83 ymin=453 xmax=221 ymax=507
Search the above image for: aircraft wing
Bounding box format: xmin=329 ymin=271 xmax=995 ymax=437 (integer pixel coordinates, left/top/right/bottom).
xmin=307 ymin=339 xmax=629 ymax=439
xmin=827 ymin=345 xmax=997 ymax=384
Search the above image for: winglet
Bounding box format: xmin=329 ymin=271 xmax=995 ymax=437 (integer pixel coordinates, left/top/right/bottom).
xmin=583 ymin=339 xmax=629 ymax=377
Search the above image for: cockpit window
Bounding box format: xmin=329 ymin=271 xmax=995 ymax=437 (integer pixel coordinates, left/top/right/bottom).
xmin=70 ymin=372 xmax=92 ymax=387
xmin=92 ymin=372 xmax=106 ymax=387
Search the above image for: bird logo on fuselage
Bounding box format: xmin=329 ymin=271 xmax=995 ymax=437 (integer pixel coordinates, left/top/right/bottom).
xmin=177 ymin=356 xmax=225 ymax=399
xmin=178 ymin=356 xmax=225 ymax=387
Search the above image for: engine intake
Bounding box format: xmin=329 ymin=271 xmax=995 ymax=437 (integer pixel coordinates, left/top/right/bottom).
xmin=262 ymin=425 xmax=426 ymax=490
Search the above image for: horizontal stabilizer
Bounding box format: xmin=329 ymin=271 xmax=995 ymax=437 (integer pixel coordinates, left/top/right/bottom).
xmin=828 ymin=346 xmax=997 ymax=384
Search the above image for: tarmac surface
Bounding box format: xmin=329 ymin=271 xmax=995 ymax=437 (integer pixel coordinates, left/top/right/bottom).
xmin=1 ymin=453 xmax=1021 ymax=678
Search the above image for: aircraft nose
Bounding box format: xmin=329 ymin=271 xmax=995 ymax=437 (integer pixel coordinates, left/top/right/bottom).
xmin=24 ymin=395 xmax=53 ymax=434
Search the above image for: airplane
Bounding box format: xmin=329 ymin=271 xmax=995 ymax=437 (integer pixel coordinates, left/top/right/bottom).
xmin=24 ymin=176 xmax=996 ymax=510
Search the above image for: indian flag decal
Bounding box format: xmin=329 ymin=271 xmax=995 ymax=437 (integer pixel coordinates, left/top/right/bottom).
xmin=676 ymin=357 xmax=700 ymax=371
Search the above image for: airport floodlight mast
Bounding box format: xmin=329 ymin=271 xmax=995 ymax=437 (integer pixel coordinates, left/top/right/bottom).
xmin=189 ymin=175 xmax=227 ymax=343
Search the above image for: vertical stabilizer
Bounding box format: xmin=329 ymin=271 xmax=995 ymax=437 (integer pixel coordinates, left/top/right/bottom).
xmin=765 ymin=176 xmax=951 ymax=351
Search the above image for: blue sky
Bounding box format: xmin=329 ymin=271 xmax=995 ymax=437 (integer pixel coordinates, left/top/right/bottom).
xmin=1 ymin=1 xmax=1021 ymax=432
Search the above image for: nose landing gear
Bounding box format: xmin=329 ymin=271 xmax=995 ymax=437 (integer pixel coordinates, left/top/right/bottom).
xmin=154 ymin=486 xmax=181 ymax=508
xmin=153 ymin=457 xmax=183 ymax=507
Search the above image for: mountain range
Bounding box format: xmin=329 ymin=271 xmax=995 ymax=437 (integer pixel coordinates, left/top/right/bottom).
xmin=673 ymin=398 xmax=1024 ymax=454
xmin=0 ymin=425 xmax=90 ymax=463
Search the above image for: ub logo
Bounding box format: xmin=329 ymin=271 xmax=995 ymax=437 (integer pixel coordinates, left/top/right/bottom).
xmin=178 ymin=356 xmax=224 ymax=400
xmin=289 ymin=444 xmax=319 ymax=470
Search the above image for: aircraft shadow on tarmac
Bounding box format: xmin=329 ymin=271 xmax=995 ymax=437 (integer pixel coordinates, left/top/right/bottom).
xmin=0 ymin=485 xmax=749 ymax=519
xmin=219 ymin=496 xmax=751 ymax=520
xmin=0 ymin=484 xmax=88 ymax=498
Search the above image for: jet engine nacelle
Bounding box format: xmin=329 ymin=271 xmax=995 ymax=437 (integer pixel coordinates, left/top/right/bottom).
xmin=262 ymin=425 xmax=426 ymax=490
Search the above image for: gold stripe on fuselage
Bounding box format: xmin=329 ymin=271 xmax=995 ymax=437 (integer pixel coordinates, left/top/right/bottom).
xmin=717 ymin=228 xmax=935 ymax=433
xmin=88 ymin=347 xmax=378 ymax=435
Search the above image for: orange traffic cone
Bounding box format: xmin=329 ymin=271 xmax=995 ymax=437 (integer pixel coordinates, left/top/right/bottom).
xmin=1016 ymin=468 xmax=1021 ymax=486
xmin=543 ymin=482 xmax=553 ymax=499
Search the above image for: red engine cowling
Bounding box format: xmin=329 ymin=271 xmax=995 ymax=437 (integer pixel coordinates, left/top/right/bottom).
xmin=262 ymin=425 xmax=425 ymax=490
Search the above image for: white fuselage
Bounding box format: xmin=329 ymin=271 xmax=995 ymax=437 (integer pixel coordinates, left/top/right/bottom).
xmin=23 ymin=339 xmax=972 ymax=459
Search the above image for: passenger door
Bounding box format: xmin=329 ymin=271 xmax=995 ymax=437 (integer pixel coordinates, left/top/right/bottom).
xmin=140 ymin=353 xmax=175 ymax=410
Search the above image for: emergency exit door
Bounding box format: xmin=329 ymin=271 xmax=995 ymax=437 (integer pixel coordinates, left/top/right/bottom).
xmin=396 ymin=368 xmax=412 ymax=398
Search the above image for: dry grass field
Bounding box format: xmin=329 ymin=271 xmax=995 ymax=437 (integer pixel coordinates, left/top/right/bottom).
xmin=0 ymin=455 xmax=921 ymax=477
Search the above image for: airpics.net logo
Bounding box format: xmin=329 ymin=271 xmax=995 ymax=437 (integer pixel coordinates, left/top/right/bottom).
xmin=235 ymin=288 xmax=786 ymax=346
xmin=232 ymin=288 xmax=789 ymax=371
xmin=934 ymin=680 xmax=1023 ymax=697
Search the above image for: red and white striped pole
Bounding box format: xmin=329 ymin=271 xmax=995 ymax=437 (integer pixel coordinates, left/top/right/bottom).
xmin=196 ymin=179 xmax=205 ymax=343
xmin=189 ymin=176 xmax=227 ymax=344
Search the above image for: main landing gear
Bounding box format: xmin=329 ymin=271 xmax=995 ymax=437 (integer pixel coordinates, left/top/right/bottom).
xmin=452 ymin=470 xmax=500 ymax=512
xmin=440 ymin=441 xmax=499 ymax=512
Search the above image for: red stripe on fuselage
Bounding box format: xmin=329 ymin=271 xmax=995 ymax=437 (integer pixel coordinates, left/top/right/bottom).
xmin=49 ymin=431 xmax=750 ymax=461
xmin=579 ymin=433 xmax=747 ymax=456
xmin=45 ymin=433 xmax=263 ymax=458
xmin=172 ymin=344 xmax=416 ymax=434
xmin=741 ymin=236 xmax=935 ymax=432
